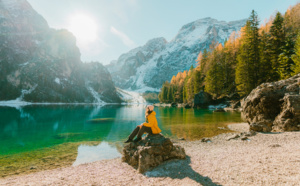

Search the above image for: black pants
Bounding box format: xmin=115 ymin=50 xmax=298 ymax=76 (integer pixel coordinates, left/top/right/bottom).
xmin=128 ymin=125 xmax=152 ymax=140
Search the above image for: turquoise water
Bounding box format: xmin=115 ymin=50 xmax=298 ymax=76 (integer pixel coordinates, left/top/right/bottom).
xmin=0 ymin=105 xmax=242 ymax=175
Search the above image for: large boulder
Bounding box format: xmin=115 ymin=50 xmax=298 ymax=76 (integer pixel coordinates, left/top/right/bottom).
xmin=241 ymin=74 xmax=300 ymax=132
xmin=273 ymin=95 xmax=300 ymax=131
xmin=122 ymin=134 xmax=186 ymax=173
xmin=194 ymin=90 xmax=213 ymax=108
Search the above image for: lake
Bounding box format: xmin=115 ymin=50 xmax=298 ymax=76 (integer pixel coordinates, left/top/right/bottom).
xmin=0 ymin=104 xmax=243 ymax=177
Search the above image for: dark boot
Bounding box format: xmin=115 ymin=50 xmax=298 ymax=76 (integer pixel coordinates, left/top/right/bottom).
xmin=124 ymin=138 xmax=133 ymax=143
xmin=133 ymin=137 xmax=142 ymax=142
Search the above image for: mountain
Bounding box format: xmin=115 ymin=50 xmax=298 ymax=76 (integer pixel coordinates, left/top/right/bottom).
xmin=0 ymin=0 xmax=121 ymax=103
xmin=107 ymin=17 xmax=246 ymax=92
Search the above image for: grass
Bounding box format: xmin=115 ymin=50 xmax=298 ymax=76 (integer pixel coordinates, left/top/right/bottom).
xmin=0 ymin=141 xmax=99 ymax=178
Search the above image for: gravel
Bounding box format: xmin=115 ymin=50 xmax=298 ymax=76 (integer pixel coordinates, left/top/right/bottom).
xmin=1 ymin=123 xmax=300 ymax=186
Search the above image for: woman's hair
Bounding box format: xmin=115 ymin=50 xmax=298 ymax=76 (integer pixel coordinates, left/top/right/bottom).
xmin=145 ymin=105 xmax=154 ymax=118
xmin=145 ymin=109 xmax=153 ymax=118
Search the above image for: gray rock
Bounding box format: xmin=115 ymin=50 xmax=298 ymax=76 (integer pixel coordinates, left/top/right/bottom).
xmin=241 ymin=74 xmax=300 ymax=132
xmin=184 ymin=103 xmax=192 ymax=109
xmin=171 ymin=102 xmax=178 ymax=107
xmin=231 ymin=100 xmax=241 ymax=109
xmin=226 ymin=134 xmax=240 ymax=141
xmin=122 ymin=134 xmax=186 ymax=173
xmin=201 ymin=138 xmax=212 ymax=143
xmin=241 ymin=137 xmax=249 ymax=141
xmin=213 ymin=108 xmax=226 ymax=112
xmin=243 ymin=131 xmax=256 ymax=137
xmin=194 ymin=91 xmax=213 ymax=108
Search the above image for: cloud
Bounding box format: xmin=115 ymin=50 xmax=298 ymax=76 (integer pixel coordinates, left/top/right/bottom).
xmin=110 ymin=26 xmax=136 ymax=48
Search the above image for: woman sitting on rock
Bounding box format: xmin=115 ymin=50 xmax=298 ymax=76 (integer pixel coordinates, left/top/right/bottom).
xmin=125 ymin=105 xmax=161 ymax=143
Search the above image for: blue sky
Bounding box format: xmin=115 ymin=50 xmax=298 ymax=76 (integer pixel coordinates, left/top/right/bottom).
xmin=27 ymin=0 xmax=299 ymax=65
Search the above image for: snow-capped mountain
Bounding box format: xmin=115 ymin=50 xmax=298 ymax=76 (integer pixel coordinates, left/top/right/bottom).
xmin=107 ymin=17 xmax=246 ymax=92
xmin=0 ymin=0 xmax=121 ymax=103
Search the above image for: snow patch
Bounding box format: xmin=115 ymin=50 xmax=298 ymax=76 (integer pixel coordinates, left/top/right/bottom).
xmin=16 ymin=85 xmax=38 ymax=101
xmin=0 ymin=85 xmax=37 ymax=108
xmin=117 ymin=88 xmax=146 ymax=104
xmin=86 ymin=82 xmax=105 ymax=105
xmin=54 ymin=78 xmax=60 ymax=84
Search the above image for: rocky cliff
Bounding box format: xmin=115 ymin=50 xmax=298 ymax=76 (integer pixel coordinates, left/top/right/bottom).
xmin=0 ymin=0 xmax=121 ymax=103
xmin=107 ymin=17 xmax=246 ymax=92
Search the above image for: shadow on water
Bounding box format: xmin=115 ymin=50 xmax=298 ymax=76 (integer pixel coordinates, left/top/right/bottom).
xmin=145 ymin=156 xmax=222 ymax=186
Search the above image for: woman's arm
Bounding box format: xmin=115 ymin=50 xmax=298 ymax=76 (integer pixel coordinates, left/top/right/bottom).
xmin=143 ymin=115 xmax=154 ymax=127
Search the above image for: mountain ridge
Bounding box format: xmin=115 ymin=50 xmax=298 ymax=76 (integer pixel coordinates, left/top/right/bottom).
xmin=0 ymin=0 xmax=121 ymax=103
xmin=107 ymin=17 xmax=247 ymax=92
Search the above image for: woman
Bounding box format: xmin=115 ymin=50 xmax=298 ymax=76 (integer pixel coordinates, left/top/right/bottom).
xmin=125 ymin=105 xmax=161 ymax=143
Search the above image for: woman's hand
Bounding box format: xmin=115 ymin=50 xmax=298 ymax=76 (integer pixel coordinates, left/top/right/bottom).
xmin=138 ymin=124 xmax=143 ymax=128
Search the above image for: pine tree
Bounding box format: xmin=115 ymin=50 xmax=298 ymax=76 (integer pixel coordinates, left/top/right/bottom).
xmin=249 ymin=10 xmax=261 ymax=84
xmin=269 ymin=12 xmax=285 ymax=81
xmin=258 ymin=30 xmax=272 ymax=83
xmin=235 ymin=11 xmax=260 ymax=96
xmin=292 ymin=33 xmax=300 ymax=75
xmin=205 ymin=50 xmax=224 ymax=98
xmin=278 ymin=36 xmax=295 ymax=79
xmin=197 ymin=49 xmax=209 ymax=75
xmin=193 ymin=69 xmax=202 ymax=93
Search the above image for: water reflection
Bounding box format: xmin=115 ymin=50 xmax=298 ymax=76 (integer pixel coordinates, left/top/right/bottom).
xmin=0 ymin=104 xmax=243 ymax=177
xmin=0 ymin=105 xmax=242 ymax=155
xmin=73 ymin=142 xmax=121 ymax=166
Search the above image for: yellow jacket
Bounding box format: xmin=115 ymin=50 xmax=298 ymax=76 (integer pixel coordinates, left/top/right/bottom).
xmin=143 ymin=111 xmax=161 ymax=134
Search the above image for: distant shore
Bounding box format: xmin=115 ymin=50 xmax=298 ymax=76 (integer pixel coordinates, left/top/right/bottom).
xmin=1 ymin=123 xmax=300 ymax=185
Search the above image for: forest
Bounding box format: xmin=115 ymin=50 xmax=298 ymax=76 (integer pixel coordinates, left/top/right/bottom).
xmin=159 ymin=3 xmax=300 ymax=103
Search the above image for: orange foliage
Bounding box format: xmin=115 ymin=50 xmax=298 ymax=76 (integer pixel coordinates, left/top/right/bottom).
xmin=182 ymin=71 xmax=187 ymax=79
xmin=259 ymin=16 xmax=274 ymax=34
xmin=170 ymin=75 xmax=176 ymax=84
xmin=215 ymin=43 xmax=223 ymax=51
xmin=196 ymin=51 xmax=202 ymax=66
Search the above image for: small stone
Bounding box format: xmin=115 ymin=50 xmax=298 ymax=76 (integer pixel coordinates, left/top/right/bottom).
xmin=244 ymin=131 xmax=256 ymax=137
xmin=179 ymin=137 xmax=185 ymax=140
xmin=269 ymin=144 xmax=281 ymax=148
xmin=29 ymin=166 xmax=37 ymax=170
xmin=201 ymin=138 xmax=212 ymax=143
xmin=213 ymin=108 xmax=225 ymax=112
xmin=226 ymin=134 xmax=240 ymax=141
xmin=241 ymin=137 xmax=249 ymax=141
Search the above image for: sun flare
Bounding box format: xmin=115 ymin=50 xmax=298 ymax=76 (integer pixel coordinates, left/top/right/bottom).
xmin=68 ymin=14 xmax=98 ymax=44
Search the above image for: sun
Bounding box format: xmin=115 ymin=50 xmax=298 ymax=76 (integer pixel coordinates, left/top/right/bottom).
xmin=68 ymin=14 xmax=98 ymax=44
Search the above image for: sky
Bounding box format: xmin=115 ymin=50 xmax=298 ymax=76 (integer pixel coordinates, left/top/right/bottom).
xmin=27 ymin=0 xmax=299 ymax=65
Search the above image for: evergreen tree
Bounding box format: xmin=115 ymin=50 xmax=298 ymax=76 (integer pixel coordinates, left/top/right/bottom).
xmin=193 ymin=69 xmax=202 ymax=93
xmin=292 ymin=33 xmax=300 ymax=75
xmin=235 ymin=11 xmax=260 ymax=96
xmin=258 ymin=30 xmax=272 ymax=83
xmin=197 ymin=49 xmax=209 ymax=75
xmin=249 ymin=10 xmax=261 ymax=84
xmin=269 ymin=12 xmax=285 ymax=81
xmin=278 ymin=36 xmax=295 ymax=79
xmin=205 ymin=50 xmax=224 ymax=98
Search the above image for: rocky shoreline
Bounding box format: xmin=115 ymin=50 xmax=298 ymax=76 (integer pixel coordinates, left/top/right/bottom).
xmin=1 ymin=123 xmax=300 ymax=185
